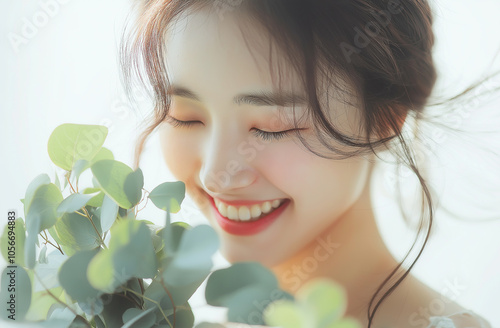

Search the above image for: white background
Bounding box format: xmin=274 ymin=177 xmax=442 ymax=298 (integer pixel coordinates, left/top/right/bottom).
xmin=1 ymin=0 xmax=499 ymax=326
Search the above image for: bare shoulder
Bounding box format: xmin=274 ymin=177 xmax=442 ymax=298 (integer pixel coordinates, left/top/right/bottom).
xmin=366 ymin=274 xmax=479 ymax=328
xmin=428 ymin=310 xmax=492 ymax=328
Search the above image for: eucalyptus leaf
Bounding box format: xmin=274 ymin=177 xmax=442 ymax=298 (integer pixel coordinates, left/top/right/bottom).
xmin=100 ymin=194 xmax=119 ymax=233
xmin=326 ymin=318 xmax=363 ymax=328
xmin=91 ymin=160 xmax=139 ymax=209
xmin=57 ymin=193 xmax=98 ymax=215
xmin=33 ymin=250 xmax=67 ymax=292
xmin=148 ymin=181 xmax=185 ymax=213
xmin=162 ymin=225 xmax=218 ymax=287
xmin=47 ymin=123 xmax=108 ymax=171
xmin=23 ymin=174 xmax=51 ymax=218
xmin=69 ymin=315 xmax=92 ymax=328
xmin=26 ymin=183 xmax=64 ymax=233
xmin=297 ymin=279 xmax=347 ymax=326
xmin=124 ymin=168 xmax=144 ymax=207
xmin=83 ymin=188 xmax=105 ymax=208
xmin=87 ymin=220 xmax=157 ymax=293
xmin=25 ymin=287 xmax=64 ymax=321
xmin=54 ymin=172 xmax=61 ymax=191
xmin=71 ymin=147 xmax=114 ymax=181
xmin=72 ymin=159 xmax=90 ymax=181
xmin=0 ymin=217 xmax=26 ymax=267
xmin=39 ymin=245 xmax=48 ymax=264
xmin=263 ymin=300 xmax=307 ymax=328
xmin=59 ymin=248 xmax=101 ymax=304
xmin=164 ymin=302 xmax=194 ymax=328
xmin=122 ymin=308 xmax=156 ymax=328
xmin=25 ymin=216 xmax=40 ymax=269
xmin=99 ymin=291 xmax=138 ymax=328
xmin=205 ymin=262 xmax=293 ymax=325
xmin=195 ymin=323 xmax=227 ymax=328
xmin=54 ymin=212 xmax=102 ymax=252
xmin=1 ymin=265 xmax=31 ymax=321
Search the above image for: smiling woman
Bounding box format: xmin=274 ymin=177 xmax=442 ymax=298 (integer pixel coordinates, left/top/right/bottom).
xmin=120 ymin=1 xmax=496 ymax=327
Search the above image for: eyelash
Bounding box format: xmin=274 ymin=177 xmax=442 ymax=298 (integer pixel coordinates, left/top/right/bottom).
xmin=165 ymin=116 xmax=297 ymax=141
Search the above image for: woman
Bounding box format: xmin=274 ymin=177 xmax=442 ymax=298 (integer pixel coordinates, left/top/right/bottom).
xmin=122 ymin=1 xmax=494 ymax=327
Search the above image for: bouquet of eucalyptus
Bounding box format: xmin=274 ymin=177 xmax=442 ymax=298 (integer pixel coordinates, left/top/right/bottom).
xmin=0 ymin=124 xmax=360 ymax=328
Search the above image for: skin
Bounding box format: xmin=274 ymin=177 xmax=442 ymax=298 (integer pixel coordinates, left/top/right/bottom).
xmin=158 ymin=7 xmax=468 ymax=327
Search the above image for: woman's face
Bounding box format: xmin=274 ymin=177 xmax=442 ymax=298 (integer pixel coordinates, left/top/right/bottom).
xmin=159 ymin=9 xmax=372 ymax=267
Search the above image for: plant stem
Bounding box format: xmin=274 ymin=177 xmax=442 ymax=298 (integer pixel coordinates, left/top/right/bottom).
xmin=122 ymin=287 xmax=173 ymax=328
xmin=40 ymin=230 xmax=64 ymax=255
xmin=160 ymin=277 xmax=176 ymax=327
xmin=66 ymin=175 xmax=77 ymax=194
xmin=81 ymin=206 xmax=107 ymax=249
xmin=34 ymin=271 xmax=79 ymax=317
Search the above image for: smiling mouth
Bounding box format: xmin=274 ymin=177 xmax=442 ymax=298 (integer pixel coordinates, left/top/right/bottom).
xmin=213 ymin=198 xmax=287 ymax=222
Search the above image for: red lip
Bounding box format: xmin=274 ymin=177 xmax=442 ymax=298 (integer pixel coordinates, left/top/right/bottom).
xmin=208 ymin=195 xmax=290 ymax=236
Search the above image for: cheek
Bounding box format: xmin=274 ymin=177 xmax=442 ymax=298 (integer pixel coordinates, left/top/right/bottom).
xmin=159 ymin=125 xmax=199 ymax=182
xmin=259 ymin=142 xmax=368 ymax=209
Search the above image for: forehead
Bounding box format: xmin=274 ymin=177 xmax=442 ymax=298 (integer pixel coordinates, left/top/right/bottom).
xmin=163 ymin=8 xmax=304 ymax=103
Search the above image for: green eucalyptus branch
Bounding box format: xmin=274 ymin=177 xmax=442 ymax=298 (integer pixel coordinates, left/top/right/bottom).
xmin=122 ymin=286 xmax=174 ymax=328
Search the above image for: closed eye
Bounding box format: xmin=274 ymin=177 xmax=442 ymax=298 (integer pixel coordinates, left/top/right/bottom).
xmin=165 ymin=115 xmax=306 ymax=141
xmin=251 ymin=128 xmax=303 ymax=141
xmin=165 ymin=115 xmax=202 ymax=128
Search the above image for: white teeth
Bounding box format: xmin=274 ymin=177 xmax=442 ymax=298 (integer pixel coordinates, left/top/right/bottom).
xmin=261 ymin=201 xmax=272 ymax=214
xmin=214 ymin=198 xmax=285 ymax=222
xmin=217 ymin=202 xmax=227 ymax=217
xmin=227 ymin=206 xmax=238 ymax=220
xmin=238 ymin=206 xmax=251 ymax=221
xmin=250 ymin=205 xmax=262 ymax=219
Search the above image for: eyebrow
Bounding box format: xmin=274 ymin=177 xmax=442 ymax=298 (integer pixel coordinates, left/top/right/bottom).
xmin=167 ymin=84 xmax=308 ymax=107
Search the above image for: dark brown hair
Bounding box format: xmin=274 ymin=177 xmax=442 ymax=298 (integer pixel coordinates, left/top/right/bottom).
xmin=120 ymin=0 xmax=499 ymax=326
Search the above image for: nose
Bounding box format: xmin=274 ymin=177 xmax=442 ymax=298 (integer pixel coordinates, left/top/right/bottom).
xmin=199 ymin=129 xmax=258 ymax=194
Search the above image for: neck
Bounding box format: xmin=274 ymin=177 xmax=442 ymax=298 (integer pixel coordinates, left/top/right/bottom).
xmin=271 ymin=163 xmax=400 ymax=323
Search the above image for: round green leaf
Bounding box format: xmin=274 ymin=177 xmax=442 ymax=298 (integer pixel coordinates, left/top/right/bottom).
xmin=327 ymin=318 xmax=363 ymax=328
xmin=195 ymin=323 xmax=227 ymax=328
xmin=56 ymin=192 xmax=98 ymax=215
xmin=54 ymin=212 xmax=102 ymax=251
xmin=23 ymin=173 xmax=51 ymax=218
xmin=71 ymin=147 xmax=115 ymax=181
xmin=205 ymin=262 xmax=293 ymax=325
xmin=297 ymin=278 xmax=348 ymax=325
xmin=91 ymin=160 xmax=137 ymax=209
xmin=148 ymin=181 xmax=185 ymax=213
xmin=26 ymin=287 xmax=63 ymax=321
xmin=206 ymin=262 xmax=279 ymax=306
xmin=1 ymin=266 xmax=31 ymax=321
xmin=1 ymin=217 xmax=26 ymax=267
xmin=122 ymin=308 xmax=156 ymax=328
xmin=25 ymin=216 xmax=40 ymax=269
xmin=47 ymin=124 xmax=108 ymax=171
xmin=83 ymin=188 xmax=105 ymax=208
xmin=59 ymin=248 xmax=101 ymax=303
xmin=26 ymin=183 xmax=63 ymax=233
xmin=263 ymin=300 xmax=306 ymax=328
xmin=87 ymin=220 xmax=157 ymax=292
xmin=124 ymin=168 xmax=144 ymax=207
xmin=100 ymin=194 xmax=119 ymax=233
xmin=162 ymin=225 xmax=218 ymax=286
